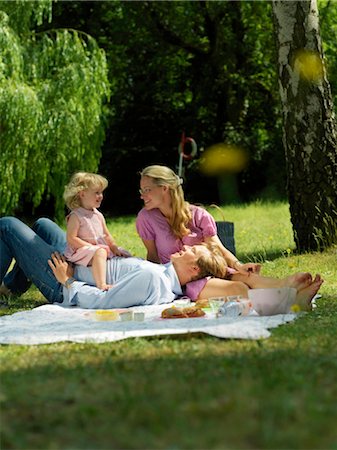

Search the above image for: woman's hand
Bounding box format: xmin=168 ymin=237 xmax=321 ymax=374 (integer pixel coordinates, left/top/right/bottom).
xmin=110 ymin=244 xmax=131 ymax=257
xmin=234 ymin=262 xmax=262 ymax=274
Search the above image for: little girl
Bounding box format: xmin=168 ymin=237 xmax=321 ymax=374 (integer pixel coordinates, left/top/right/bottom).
xmin=63 ymin=172 xmax=130 ymax=290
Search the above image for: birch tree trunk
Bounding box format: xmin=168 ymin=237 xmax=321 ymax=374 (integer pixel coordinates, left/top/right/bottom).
xmin=272 ymin=0 xmax=337 ymax=251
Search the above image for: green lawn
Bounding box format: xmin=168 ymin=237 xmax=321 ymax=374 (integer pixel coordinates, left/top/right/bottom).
xmin=1 ymin=201 xmax=337 ymax=450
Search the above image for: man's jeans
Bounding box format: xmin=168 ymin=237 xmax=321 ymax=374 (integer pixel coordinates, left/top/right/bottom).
xmin=0 ymin=217 xmax=66 ymax=303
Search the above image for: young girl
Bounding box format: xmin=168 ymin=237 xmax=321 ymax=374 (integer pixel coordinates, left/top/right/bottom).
xmin=63 ymin=172 xmax=130 ymax=291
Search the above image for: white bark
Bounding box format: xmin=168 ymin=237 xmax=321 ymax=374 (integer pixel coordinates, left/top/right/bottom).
xmin=272 ymin=0 xmax=337 ymax=250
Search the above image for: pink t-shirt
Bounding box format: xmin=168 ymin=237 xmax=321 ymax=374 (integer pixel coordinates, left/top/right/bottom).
xmin=136 ymin=205 xmax=217 ymax=299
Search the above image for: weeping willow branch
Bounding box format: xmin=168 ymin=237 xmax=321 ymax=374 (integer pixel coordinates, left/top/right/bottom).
xmin=0 ymin=5 xmax=110 ymax=220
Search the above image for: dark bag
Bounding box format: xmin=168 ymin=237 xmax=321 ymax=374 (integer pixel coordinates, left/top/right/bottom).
xmin=216 ymin=221 xmax=236 ymax=256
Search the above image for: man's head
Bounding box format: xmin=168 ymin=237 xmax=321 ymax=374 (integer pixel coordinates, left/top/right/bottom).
xmin=170 ymin=243 xmax=228 ymax=284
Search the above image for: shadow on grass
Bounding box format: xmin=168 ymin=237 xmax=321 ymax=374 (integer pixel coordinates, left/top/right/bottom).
xmin=237 ymin=249 xmax=289 ymax=263
xmin=1 ymin=329 xmax=337 ymax=450
xmin=0 ymin=289 xmax=47 ymax=316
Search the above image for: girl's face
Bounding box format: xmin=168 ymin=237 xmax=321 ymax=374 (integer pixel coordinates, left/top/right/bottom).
xmin=79 ymin=186 xmax=104 ymax=210
xmin=139 ymin=176 xmax=168 ymax=210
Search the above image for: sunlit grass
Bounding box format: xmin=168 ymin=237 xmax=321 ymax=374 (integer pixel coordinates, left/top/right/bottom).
xmin=207 ymin=200 xmax=295 ymax=261
xmin=1 ymin=200 xmax=336 ymax=450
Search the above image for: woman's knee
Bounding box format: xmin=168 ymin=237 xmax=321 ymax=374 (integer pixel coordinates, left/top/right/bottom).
xmin=230 ymin=281 xmax=249 ymax=297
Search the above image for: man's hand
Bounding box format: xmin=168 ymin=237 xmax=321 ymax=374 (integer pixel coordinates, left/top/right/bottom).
xmin=48 ymin=253 xmax=73 ymax=285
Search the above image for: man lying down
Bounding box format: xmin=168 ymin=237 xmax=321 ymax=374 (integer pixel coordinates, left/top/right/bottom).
xmin=0 ymin=217 xmax=323 ymax=311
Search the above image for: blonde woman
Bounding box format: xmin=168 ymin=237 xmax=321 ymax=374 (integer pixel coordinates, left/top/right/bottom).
xmin=136 ymin=165 xmax=317 ymax=304
xmin=64 ymin=172 xmax=130 ymax=291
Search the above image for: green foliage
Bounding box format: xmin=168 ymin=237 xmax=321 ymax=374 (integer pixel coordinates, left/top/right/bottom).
xmin=0 ymin=2 xmax=110 ymax=220
xmin=319 ymin=0 xmax=337 ymax=105
xmin=52 ymin=1 xmax=284 ymax=212
xmin=0 ymin=0 xmax=52 ymax=34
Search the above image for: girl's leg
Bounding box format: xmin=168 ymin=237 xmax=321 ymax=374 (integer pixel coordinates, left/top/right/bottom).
xmin=0 ymin=217 xmax=63 ymax=302
xmin=91 ymin=248 xmax=113 ymax=291
xmin=197 ymin=278 xmax=249 ymax=300
xmin=2 ymin=218 xmax=66 ymax=295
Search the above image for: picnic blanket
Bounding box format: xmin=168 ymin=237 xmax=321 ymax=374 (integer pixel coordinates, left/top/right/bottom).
xmin=0 ymin=303 xmax=298 ymax=345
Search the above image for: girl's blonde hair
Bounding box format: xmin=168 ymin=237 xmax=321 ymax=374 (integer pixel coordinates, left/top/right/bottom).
xmin=64 ymin=172 xmax=108 ymax=210
xmin=140 ymin=165 xmax=192 ymax=239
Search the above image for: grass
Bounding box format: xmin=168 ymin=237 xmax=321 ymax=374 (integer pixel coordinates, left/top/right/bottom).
xmin=1 ymin=201 xmax=337 ymax=450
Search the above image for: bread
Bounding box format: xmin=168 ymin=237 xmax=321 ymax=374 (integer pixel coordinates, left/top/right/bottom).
xmin=161 ymin=306 xmax=206 ymax=319
xmin=195 ymin=299 xmax=210 ymax=309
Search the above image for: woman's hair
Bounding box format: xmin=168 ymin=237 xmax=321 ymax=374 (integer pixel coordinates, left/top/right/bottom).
xmin=63 ymin=172 xmax=108 ymax=210
xmin=194 ymin=243 xmax=228 ymax=280
xmin=140 ymin=165 xmax=192 ymax=238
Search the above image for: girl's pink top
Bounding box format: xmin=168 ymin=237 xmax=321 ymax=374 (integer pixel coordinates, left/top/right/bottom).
xmin=64 ymin=207 xmax=112 ymax=266
xmin=136 ymin=205 xmax=217 ymax=299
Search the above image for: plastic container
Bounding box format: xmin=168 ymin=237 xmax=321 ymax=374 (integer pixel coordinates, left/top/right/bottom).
xmin=119 ymin=311 xmax=133 ymax=321
xmin=133 ymin=312 xmax=145 ymax=322
xmin=217 ymin=300 xmax=252 ymax=318
xmin=93 ymin=310 xmax=119 ymax=321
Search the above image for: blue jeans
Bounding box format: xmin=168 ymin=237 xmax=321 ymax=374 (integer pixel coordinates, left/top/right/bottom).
xmin=0 ymin=217 xmax=67 ymax=303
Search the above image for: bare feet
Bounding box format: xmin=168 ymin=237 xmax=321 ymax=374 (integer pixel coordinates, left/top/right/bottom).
xmin=294 ymin=274 xmax=323 ymax=311
xmin=283 ymin=272 xmax=312 ymax=291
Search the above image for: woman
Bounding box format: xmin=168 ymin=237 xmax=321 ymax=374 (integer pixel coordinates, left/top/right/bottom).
xmin=136 ymin=165 xmax=322 ymax=308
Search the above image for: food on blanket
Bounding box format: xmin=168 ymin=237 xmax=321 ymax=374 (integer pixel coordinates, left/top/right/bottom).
xmin=94 ymin=310 xmax=119 ymax=321
xmin=209 ymin=297 xmax=225 ymax=312
xmin=161 ymin=306 xmax=206 ymax=319
xmin=119 ymin=311 xmax=133 ymax=321
xmin=195 ymin=299 xmax=210 ymax=309
xmin=174 ymin=298 xmax=191 ymax=307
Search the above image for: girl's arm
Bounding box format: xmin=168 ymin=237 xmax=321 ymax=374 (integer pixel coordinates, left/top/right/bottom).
xmin=67 ymin=214 xmax=92 ymax=250
xmin=204 ymin=235 xmax=261 ymax=274
xmin=102 ymin=221 xmax=125 ymax=256
xmin=141 ymin=239 xmax=160 ymax=263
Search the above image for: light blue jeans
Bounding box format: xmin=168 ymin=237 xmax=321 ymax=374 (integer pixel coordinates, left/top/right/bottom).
xmin=0 ymin=217 xmax=67 ymax=303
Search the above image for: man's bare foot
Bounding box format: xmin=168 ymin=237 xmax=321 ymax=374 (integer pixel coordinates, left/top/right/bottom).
xmin=294 ymin=274 xmax=323 ymax=311
xmin=283 ymin=272 xmax=313 ymax=290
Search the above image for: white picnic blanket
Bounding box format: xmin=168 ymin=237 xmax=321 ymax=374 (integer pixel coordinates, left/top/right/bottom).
xmin=0 ymin=303 xmax=298 ymax=345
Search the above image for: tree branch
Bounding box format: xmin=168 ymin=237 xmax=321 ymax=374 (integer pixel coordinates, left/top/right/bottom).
xmin=143 ymin=1 xmax=209 ymax=57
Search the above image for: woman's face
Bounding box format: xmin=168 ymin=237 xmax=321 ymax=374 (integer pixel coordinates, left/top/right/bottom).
xmin=139 ymin=176 xmax=167 ymax=210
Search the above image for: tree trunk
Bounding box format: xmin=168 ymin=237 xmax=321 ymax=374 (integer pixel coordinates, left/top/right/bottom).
xmin=272 ymin=0 xmax=337 ymax=251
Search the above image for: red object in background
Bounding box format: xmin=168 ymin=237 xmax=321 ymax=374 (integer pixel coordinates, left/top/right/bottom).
xmin=178 ymin=131 xmax=197 ymax=160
